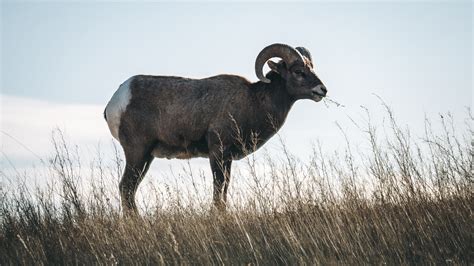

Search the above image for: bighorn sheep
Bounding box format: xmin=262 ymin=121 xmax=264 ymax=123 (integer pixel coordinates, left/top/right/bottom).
xmin=104 ymin=43 xmax=327 ymax=213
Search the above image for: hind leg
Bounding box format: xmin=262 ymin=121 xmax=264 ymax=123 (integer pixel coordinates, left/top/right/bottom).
xmin=119 ymin=145 xmax=154 ymax=215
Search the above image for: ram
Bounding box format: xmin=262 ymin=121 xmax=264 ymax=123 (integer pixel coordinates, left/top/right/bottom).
xmin=104 ymin=43 xmax=327 ymax=214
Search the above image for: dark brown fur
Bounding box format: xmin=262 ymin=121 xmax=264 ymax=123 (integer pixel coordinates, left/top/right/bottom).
xmin=107 ymin=46 xmax=327 ymax=214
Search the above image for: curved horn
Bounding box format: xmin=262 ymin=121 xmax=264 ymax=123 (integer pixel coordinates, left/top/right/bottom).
xmin=296 ymin=47 xmax=312 ymax=63
xmin=255 ymin=43 xmax=304 ymax=83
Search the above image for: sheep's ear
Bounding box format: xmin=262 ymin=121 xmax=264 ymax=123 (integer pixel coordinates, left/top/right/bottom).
xmin=267 ymin=60 xmax=280 ymax=74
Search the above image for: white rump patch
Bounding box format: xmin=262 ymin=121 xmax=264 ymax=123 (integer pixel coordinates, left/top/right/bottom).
xmin=105 ymin=77 xmax=133 ymax=141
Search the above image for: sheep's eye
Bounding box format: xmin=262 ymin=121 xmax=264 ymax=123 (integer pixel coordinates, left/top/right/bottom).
xmin=294 ymin=70 xmax=305 ymax=77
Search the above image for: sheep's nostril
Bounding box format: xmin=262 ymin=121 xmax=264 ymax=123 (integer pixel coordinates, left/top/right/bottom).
xmin=321 ymin=86 xmax=327 ymax=94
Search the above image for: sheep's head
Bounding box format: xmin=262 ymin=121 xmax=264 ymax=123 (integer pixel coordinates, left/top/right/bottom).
xmin=255 ymin=43 xmax=327 ymax=102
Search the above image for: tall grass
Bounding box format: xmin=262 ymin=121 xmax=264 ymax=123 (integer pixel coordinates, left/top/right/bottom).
xmin=0 ymin=106 xmax=472 ymax=264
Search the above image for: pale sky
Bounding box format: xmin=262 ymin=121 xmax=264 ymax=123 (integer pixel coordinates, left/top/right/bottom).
xmin=1 ymin=1 xmax=472 ymax=177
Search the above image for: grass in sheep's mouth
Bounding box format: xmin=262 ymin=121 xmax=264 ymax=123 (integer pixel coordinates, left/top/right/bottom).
xmin=323 ymin=96 xmax=345 ymax=107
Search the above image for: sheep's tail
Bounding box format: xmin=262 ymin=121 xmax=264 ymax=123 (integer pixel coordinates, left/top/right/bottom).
xmin=103 ymin=107 xmax=108 ymax=121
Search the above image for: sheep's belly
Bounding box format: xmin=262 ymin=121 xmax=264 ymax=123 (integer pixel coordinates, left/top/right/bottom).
xmin=151 ymin=143 xmax=209 ymax=160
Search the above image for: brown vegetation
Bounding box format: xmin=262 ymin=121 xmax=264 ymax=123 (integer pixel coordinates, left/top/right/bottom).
xmin=1 ymin=107 xmax=472 ymax=264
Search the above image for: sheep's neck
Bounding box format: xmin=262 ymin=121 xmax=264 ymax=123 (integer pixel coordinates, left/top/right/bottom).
xmin=254 ymin=73 xmax=295 ymax=131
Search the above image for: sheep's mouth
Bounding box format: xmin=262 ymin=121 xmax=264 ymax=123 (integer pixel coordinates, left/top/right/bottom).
xmin=311 ymin=91 xmax=326 ymax=97
xmin=311 ymin=84 xmax=327 ymax=98
xmin=311 ymin=92 xmax=324 ymax=102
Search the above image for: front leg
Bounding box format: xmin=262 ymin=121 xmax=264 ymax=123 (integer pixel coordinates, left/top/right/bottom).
xmin=209 ymin=153 xmax=232 ymax=212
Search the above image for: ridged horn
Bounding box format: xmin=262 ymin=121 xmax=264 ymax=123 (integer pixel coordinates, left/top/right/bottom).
xmin=255 ymin=43 xmax=304 ymax=83
xmin=296 ymin=47 xmax=312 ymax=63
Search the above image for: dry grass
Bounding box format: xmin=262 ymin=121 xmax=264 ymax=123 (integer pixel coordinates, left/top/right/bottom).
xmin=1 ymin=106 xmax=472 ymax=264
